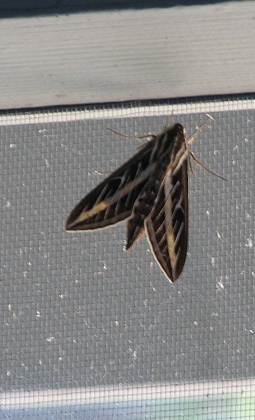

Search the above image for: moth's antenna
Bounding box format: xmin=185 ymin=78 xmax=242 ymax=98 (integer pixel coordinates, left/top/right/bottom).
xmin=107 ymin=128 xmax=156 ymax=143
xmin=187 ymin=114 xmax=214 ymax=147
xmin=186 ymin=115 xmax=227 ymax=181
xmin=163 ymin=112 xmax=175 ymax=130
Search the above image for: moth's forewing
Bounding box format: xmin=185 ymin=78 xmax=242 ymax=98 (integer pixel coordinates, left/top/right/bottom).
xmin=65 ymin=138 xmax=157 ymax=231
xmin=126 ymin=124 xmax=185 ymax=251
xmin=145 ymin=133 xmax=189 ymax=282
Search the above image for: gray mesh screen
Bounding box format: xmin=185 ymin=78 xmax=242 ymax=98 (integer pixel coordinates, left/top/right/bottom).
xmin=1 ymin=98 xmax=254 ymax=419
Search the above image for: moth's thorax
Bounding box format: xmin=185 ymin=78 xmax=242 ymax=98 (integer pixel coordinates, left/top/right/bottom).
xmin=150 ymin=123 xmax=185 ymax=163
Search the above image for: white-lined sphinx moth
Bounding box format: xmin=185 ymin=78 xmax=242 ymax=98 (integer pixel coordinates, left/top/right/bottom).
xmin=66 ymin=116 xmax=224 ymax=282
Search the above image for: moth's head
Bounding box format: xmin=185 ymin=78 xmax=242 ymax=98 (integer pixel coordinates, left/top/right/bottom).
xmin=165 ymin=123 xmax=185 ymax=138
xmin=171 ymin=123 xmax=184 ymax=133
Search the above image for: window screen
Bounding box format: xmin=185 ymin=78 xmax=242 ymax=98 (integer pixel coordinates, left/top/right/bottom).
xmin=1 ymin=97 xmax=254 ymax=419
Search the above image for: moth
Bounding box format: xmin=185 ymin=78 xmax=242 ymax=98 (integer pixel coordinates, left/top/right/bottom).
xmin=66 ymin=116 xmax=225 ymax=282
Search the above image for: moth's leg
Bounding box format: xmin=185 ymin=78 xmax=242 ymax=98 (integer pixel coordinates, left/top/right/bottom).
xmin=189 ymin=151 xmax=227 ymax=181
xmin=107 ymin=128 xmax=156 ymax=144
xmin=188 ymin=155 xmax=195 ymax=175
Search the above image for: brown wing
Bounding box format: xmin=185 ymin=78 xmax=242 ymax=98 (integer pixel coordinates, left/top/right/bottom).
xmin=145 ymin=160 xmax=188 ymax=282
xmin=65 ymin=139 xmax=156 ymax=231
